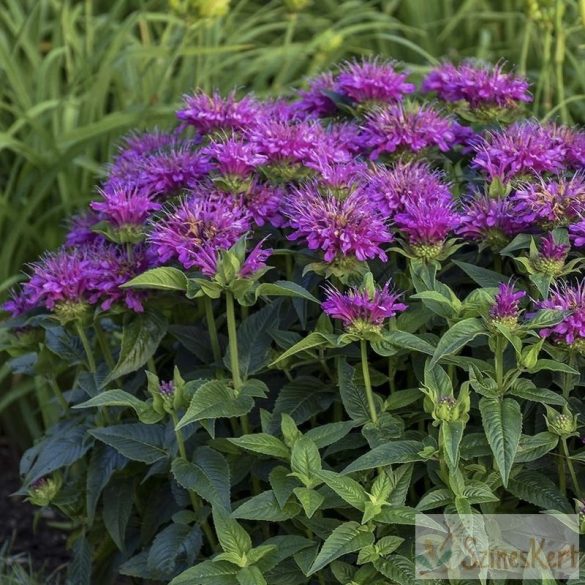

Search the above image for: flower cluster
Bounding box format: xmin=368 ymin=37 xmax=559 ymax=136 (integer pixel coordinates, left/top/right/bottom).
xmin=5 ymin=57 xmax=585 ymax=332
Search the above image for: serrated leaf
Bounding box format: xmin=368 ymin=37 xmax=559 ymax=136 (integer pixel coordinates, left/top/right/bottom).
xmin=308 ymin=522 xmax=374 ymax=575
xmin=294 ymin=487 xmax=324 ymax=518
xmin=431 ymin=318 xmax=487 ymax=366
xmin=269 ymin=466 xmax=300 ymax=508
xmin=269 ymin=332 xmax=330 ymax=366
xmin=255 ymin=281 xmax=318 ymax=303
xmin=147 ymin=523 xmax=202 ymax=576
xmin=372 ymin=330 xmax=435 ymax=357
xmin=508 ymin=470 xmax=572 ymax=512
xmin=514 ymin=432 xmax=559 ymax=463
xmin=291 ymin=436 xmax=321 ymax=484
xmin=479 ymin=397 xmax=522 ymax=487
xmin=317 ymin=469 xmax=367 ymax=511
xmin=233 ymin=490 xmax=300 ymax=521
xmin=453 ymin=260 xmax=506 ymax=288
xmin=103 ymin=476 xmax=133 ymax=551
xmin=228 ymin=433 xmax=289 ymax=459
xmin=171 ymin=447 xmax=231 ymax=509
xmin=74 ymin=389 xmax=148 ymax=415
xmin=89 ymin=424 xmax=167 ymax=464
xmin=441 ymin=420 xmax=465 ymax=470
xmin=122 ymin=266 xmax=188 ymax=291
xmin=373 ymin=555 xmax=414 ymax=585
xmin=176 ymin=380 xmax=254 ymax=429
xmin=305 ymin=421 xmax=356 ymax=449
xmin=213 ymin=506 xmax=252 ymax=557
xmin=342 ymin=441 xmax=424 ymax=474
xmin=169 ymin=560 xmax=239 ymax=585
xmin=104 ymin=311 xmax=167 ymax=383
xmin=338 ymin=359 xmax=370 ymax=423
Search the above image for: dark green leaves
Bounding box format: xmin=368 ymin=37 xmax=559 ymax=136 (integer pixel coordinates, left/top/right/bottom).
xmin=342 ymin=441 xmax=424 ymax=474
xmin=90 ymin=424 xmax=167 ymax=464
xmin=122 ymin=267 xmax=188 ymax=291
xmin=479 ymin=397 xmax=522 ymax=487
xmin=430 ymin=318 xmax=487 ymax=366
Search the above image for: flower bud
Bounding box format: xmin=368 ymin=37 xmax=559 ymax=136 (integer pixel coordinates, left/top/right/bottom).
xmin=27 ymin=475 xmax=61 ymax=507
xmin=546 ymin=406 xmax=579 ymax=438
xmin=285 ymin=0 xmax=311 ymax=12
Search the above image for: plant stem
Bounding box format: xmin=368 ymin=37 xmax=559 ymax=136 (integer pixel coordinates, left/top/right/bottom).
xmin=94 ymin=319 xmax=115 ymax=369
xmin=48 ymin=377 xmax=68 ymax=411
xmin=562 ymin=438 xmax=581 ymax=499
xmin=360 ymin=340 xmax=378 ymax=424
xmin=558 ymin=451 xmax=567 ymax=496
xmin=75 ymin=321 xmax=96 ymax=373
xmin=225 ymin=291 xmax=242 ymax=392
xmin=494 ymin=335 xmax=505 ymax=393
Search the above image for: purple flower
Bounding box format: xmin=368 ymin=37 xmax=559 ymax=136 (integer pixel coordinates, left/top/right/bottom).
xmin=306 ymin=156 xmax=366 ymax=197
xmin=203 ymin=137 xmax=267 ymax=179
xmin=423 ymin=61 xmax=532 ymax=109
xmin=65 ymin=212 xmax=103 ymax=247
xmin=539 ymin=281 xmax=585 ymax=349
xmin=322 ymin=281 xmax=407 ymax=334
xmin=2 ymin=289 xmax=36 ymax=317
xmin=365 ymin=160 xmax=453 ymax=218
xmin=569 ymin=221 xmax=585 ymax=248
xmin=533 ymin=232 xmax=570 ymax=276
xmin=239 ymin=240 xmax=272 ymax=278
xmin=295 ymin=72 xmax=338 ymax=117
xmin=458 ymin=193 xmax=525 ymax=247
xmin=21 ymin=247 xmax=101 ymax=312
xmin=336 ymin=58 xmax=415 ymax=104
xmin=561 ymin=128 xmax=585 ymax=169
xmin=489 ymin=282 xmax=526 ymax=324
xmin=88 ymin=244 xmax=154 ymax=312
xmin=159 ymin=381 xmax=175 ymax=397
xmin=472 ymin=121 xmax=567 ymax=181
xmin=148 ymin=194 xmax=251 ymax=273
xmin=177 ymin=91 xmax=260 ymax=134
xmin=114 ymin=129 xmax=180 ymax=165
xmin=91 ymin=184 xmax=161 ymax=228
xmin=283 ymin=184 xmax=392 ymax=262
xmin=326 ymin=122 xmax=365 ymax=155
xmin=509 ymin=174 xmax=585 ymax=228
xmin=240 ymin=183 xmax=284 ymax=227
xmin=361 ymin=104 xmax=461 ymax=159
xmin=394 ymin=198 xmax=459 ymax=256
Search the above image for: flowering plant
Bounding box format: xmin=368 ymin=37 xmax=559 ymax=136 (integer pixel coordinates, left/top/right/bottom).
xmin=4 ymin=58 xmax=585 ymax=584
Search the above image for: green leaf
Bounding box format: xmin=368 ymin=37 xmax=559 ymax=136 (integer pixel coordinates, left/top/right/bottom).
xmin=104 ymin=311 xmax=168 ymax=384
xmin=103 ymin=477 xmax=133 ymax=551
xmin=169 ymin=560 xmax=239 ymax=585
xmin=385 ymin=389 xmax=421 ymax=411
xmin=453 ymin=260 xmax=506 ymax=288
xmin=508 ymin=471 xmax=572 ymax=513
xmin=479 ymin=397 xmax=522 ymax=487
xmin=342 ymin=441 xmax=424 ymax=474
xmin=430 ymin=318 xmax=487 ymax=366
xmin=269 ymin=332 xmax=330 ymax=366
xmin=176 ymin=380 xmax=254 ymax=429
xmin=74 ymin=389 xmax=148 ymax=415
xmin=305 ymin=421 xmax=356 ymax=449
xmin=509 ymin=384 xmax=566 ymax=406
xmin=373 ymin=556 xmax=414 ymax=585
xmin=291 ymin=436 xmax=321 ymax=485
xmin=89 ymin=424 xmax=167 ymax=464
xmin=228 ymin=433 xmax=289 ymax=459
xmin=521 ymin=309 xmax=566 ymax=330
xmin=308 ymin=522 xmax=374 ymax=575
xmin=171 ymin=448 xmax=231 ymax=509
xmin=236 ymin=566 xmax=266 ymax=585
xmin=338 ymin=359 xmax=370 ymax=423
xmin=515 ymin=432 xmax=559 ymax=463
xmin=213 ymin=506 xmax=252 ymax=557
xmin=122 ymin=266 xmax=188 ymax=291
xmin=372 ymin=330 xmax=435 ymax=357
xmin=232 ymin=491 xmax=300 ymax=522
xmin=68 ymin=537 xmax=92 ymax=585
xmin=317 ymin=469 xmax=367 ymax=512
xmin=269 ymin=466 xmax=300 ymax=508
xmin=293 ymin=487 xmax=324 ymax=518
xmin=255 ymin=281 xmax=318 ymax=303
xmin=147 ymin=523 xmax=202 ymax=577
xmin=441 ymin=420 xmax=465 ymax=470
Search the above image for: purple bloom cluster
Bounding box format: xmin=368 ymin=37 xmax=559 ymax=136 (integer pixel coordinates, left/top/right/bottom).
xmin=490 ymin=282 xmax=526 ymax=324
xmin=423 ymin=61 xmax=532 ymax=109
xmin=322 ymin=281 xmax=407 ymax=333
xmin=7 ymin=57 xmax=585 ymax=328
xmin=540 ymin=281 xmax=585 ymax=349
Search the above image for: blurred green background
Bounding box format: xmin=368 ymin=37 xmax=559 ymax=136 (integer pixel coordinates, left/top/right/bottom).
xmin=0 ymin=0 xmax=584 ymax=447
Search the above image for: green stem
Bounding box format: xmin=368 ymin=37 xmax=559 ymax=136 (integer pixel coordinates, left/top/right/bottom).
xmin=225 ymin=292 xmax=242 ymax=392
xmin=558 ymin=450 xmax=567 ymax=496
xmin=494 ymin=335 xmax=505 ymax=394
xmin=204 ymin=297 xmax=222 ymax=375
xmin=48 ymin=377 xmax=68 ymax=411
xmin=562 ymin=438 xmax=581 ymax=499
xmin=360 ymin=340 xmax=378 ymax=424
xmin=94 ymin=320 xmax=115 ymax=370
xmin=75 ymin=321 xmax=96 ymax=373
